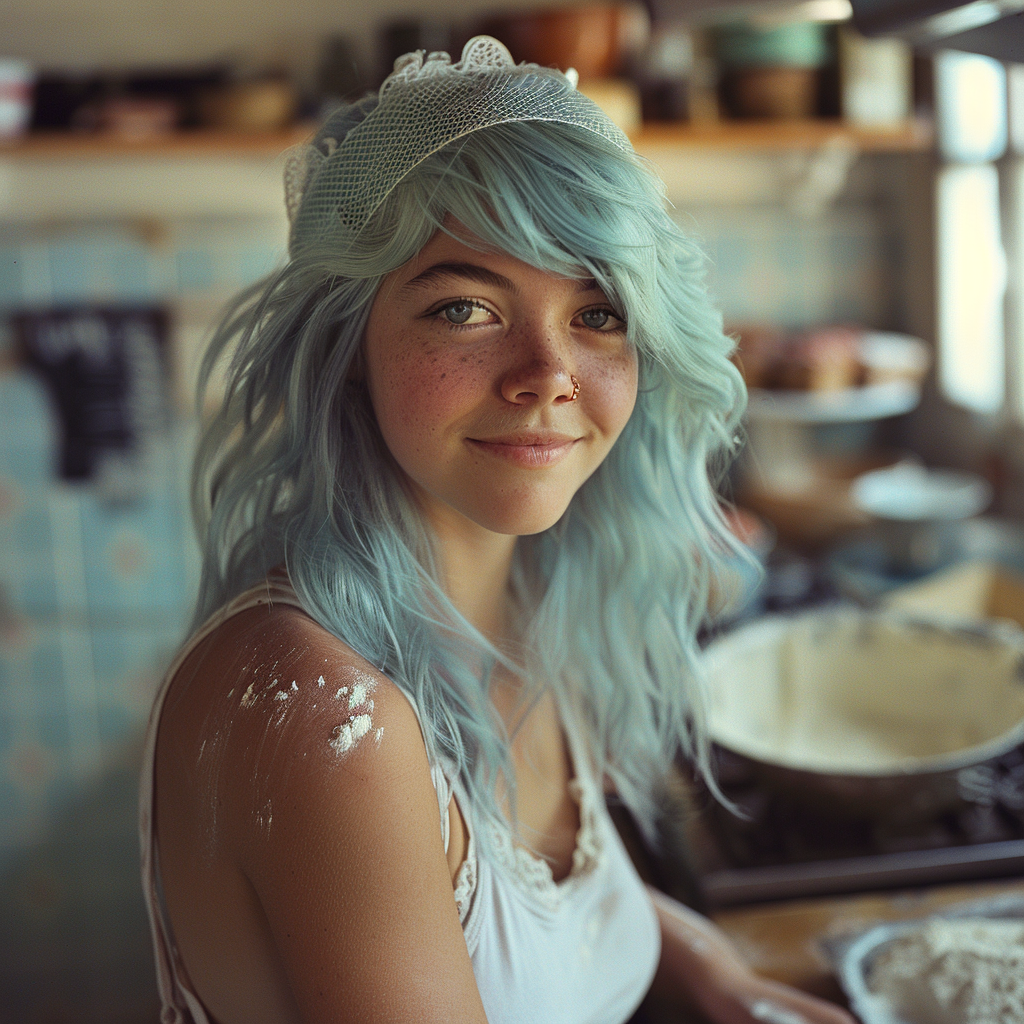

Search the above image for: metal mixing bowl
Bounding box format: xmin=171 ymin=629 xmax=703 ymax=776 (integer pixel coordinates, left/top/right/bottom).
xmin=702 ymin=608 xmax=1024 ymax=819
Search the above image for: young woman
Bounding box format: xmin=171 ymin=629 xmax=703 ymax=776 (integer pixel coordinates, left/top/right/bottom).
xmin=141 ymin=37 xmax=855 ymax=1024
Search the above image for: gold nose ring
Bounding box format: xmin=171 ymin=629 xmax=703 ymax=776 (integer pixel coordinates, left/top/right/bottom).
xmin=569 ymin=375 xmax=580 ymax=402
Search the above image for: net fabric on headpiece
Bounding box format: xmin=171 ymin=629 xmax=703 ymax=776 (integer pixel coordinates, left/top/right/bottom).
xmin=285 ymin=35 xmax=633 ymax=254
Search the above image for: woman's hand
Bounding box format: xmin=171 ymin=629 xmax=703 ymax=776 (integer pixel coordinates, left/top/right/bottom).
xmin=647 ymin=888 xmax=856 ymax=1024
xmin=688 ymin=969 xmax=858 ymax=1024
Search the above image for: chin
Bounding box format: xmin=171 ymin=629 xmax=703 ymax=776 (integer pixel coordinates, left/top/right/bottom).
xmin=469 ymin=498 xmax=572 ymax=537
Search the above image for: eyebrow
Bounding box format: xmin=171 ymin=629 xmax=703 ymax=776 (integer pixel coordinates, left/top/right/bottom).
xmin=403 ymin=262 xmax=516 ymax=293
xmin=402 ymin=261 xmax=600 ymax=296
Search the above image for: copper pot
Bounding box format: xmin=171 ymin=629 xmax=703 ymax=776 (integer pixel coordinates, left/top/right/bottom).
xmin=726 ymin=65 xmax=819 ymax=120
xmin=487 ymin=4 xmax=649 ymax=81
xmin=200 ymin=79 xmax=297 ymax=132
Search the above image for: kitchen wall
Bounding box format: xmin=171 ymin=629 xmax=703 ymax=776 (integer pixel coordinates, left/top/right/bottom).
xmin=695 ymin=200 xmax=899 ymax=328
xmin=0 ymin=215 xmax=290 ymax=1021
xmin=0 ymin=393 xmax=194 ymax=1022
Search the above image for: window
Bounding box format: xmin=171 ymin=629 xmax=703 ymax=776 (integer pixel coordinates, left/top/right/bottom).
xmin=934 ymin=50 xmax=1010 ymax=416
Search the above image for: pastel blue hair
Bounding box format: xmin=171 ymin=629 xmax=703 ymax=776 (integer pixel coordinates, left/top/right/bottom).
xmin=191 ymin=92 xmax=746 ymax=852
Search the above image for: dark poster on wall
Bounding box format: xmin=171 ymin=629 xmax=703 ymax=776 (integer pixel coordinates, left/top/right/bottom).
xmin=13 ymin=307 xmax=169 ymax=481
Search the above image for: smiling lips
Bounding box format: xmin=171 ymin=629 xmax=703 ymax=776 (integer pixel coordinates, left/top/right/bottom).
xmin=468 ymin=432 xmax=580 ymax=467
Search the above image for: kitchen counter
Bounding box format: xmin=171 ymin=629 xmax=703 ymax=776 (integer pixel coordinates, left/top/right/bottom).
xmin=712 ymin=876 xmax=1024 ymax=1004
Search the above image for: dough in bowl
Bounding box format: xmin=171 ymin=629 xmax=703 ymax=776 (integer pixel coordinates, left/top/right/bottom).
xmin=866 ymin=919 xmax=1024 ymax=1024
xmin=703 ymin=608 xmax=1024 ymax=775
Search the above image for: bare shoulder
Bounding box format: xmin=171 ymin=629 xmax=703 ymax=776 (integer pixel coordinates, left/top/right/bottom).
xmin=159 ymin=601 xmax=428 ymax=811
xmin=155 ymin=602 xmax=484 ymax=1023
xmin=157 ymin=600 xmax=437 ymax=875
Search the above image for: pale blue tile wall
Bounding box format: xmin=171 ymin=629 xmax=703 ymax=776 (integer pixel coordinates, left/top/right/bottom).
xmin=0 ymin=371 xmax=195 ymax=1022
xmin=681 ymin=204 xmax=899 ymax=330
xmin=0 ymin=372 xmax=197 ymax=847
xmin=0 ymin=219 xmax=286 ymax=315
xmin=0 ymin=216 xmax=285 ymax=1022
xmin=0 ymin=217 xmax=288 ymax=848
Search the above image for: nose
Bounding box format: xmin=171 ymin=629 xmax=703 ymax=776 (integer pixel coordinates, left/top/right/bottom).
xmin=499 ymin=325 xmax=578 ymax=406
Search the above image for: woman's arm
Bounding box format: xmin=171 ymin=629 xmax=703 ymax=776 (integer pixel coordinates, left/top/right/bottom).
xmin=647 ymin=887 xmax=855 ymax=1024
xmin=156 ymin=606 xmax=490 ymax=1024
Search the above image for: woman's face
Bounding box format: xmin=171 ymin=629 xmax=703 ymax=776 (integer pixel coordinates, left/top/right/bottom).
xmin=362 ymin=228 xmax=638 ymax=537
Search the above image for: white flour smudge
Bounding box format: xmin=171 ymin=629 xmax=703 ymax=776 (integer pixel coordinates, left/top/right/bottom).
xmin=330 ymin=713 xmax=373 ymax=755
xmin=749 ymin=1001 xmax=808 ymax=1024
xmin=328 ymin=677 xmax=378 ymax=757
xmin=255 ymin=798 xmax=273 ymax=833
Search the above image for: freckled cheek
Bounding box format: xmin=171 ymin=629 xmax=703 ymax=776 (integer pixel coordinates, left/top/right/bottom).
xmin=372 ymin=352 xmax=488 ymax=445
xmin=581 ymin=349 xmax=639 ymax=434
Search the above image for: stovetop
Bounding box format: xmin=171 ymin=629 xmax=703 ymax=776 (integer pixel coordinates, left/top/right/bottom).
xmin=669 ymin=542 xmax=1024 ymax=909
xmin=674 ymin=743 xmax=1024 ymax=909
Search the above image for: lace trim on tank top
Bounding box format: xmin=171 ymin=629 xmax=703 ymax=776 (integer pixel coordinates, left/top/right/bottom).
xmin=453 ymin=830 xmax=477 ymax=922
xmin=445 ymin=758 xmax=604 ymax=919
xmin=481 ymin=774 xmax=605 ymax=913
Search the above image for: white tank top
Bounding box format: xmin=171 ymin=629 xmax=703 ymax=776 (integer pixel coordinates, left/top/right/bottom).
xmin=139 ymin=576 xmax=661 ymax=1024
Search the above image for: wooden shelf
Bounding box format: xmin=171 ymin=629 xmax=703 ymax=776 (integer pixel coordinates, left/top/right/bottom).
xmin=632 ymin=118 xmax=932 ymax=153
xmin=0 ymin=118 xmax=931 ymax=160
xmin=0 ymin=125 xmax=316 ymax=158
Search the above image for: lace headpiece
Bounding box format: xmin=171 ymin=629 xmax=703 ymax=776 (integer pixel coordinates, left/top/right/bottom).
xmin=285 ymin=35 xmax=633 ymax=252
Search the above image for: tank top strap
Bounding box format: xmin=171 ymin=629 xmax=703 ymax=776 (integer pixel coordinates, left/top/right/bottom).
xmin=384 ymin=683 xmax=478 ymax=922
xmin=386 ymin=686 xmax=478 ymax=923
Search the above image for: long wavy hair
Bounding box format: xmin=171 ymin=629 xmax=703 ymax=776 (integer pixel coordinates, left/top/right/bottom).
xmin=190 ymin=93 xmax=746 ymax=851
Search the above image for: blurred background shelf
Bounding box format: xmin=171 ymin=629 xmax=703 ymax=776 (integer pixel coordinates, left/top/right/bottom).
xmin=0 ymin=118 xmax=931 ymax=161
xmin=0 ymin=119 xmax=931 ymax=222
xmin=633 ymin=118 xmax=931 ymax=152
xmin=0 ymin=125 xmax=317 ymax=158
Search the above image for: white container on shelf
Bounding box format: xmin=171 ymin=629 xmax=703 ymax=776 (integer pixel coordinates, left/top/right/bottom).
xmin=852 ymin=462 xmax=992 ymax=523
xmin=0 ymin=59 xmax=34 ymax=139
xmin=838 ymin=26 xmax=912 ymax=128
xmin=850 ymin=461 xmax=993 ymax=572
xmin=745 ymin=332 xmax=930 ymax=424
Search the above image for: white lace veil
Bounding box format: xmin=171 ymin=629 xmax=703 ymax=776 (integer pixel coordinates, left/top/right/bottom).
xmin=284 ymin=35 xmax=633 ymax=253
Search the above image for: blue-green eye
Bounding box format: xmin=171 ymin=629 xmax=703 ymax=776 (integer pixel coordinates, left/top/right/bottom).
xmin=443 ymin=301 xmax=475 ymax=325
xmin=579 ymin=307 xmax=624 ymax=331
xmin=435 ymin=300 xmax=493 ymax=326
